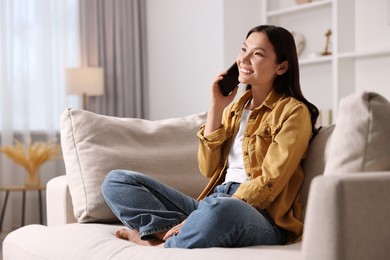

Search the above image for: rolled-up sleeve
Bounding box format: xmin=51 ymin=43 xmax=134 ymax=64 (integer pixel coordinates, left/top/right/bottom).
xmin=197 ymin=124 xmax=228 ymax=178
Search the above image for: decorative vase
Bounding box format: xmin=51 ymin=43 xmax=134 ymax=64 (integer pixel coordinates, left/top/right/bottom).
xmin=25 ymin=168 xmax=41 ymax=187
xmin=291 ymin=31 xmax=305 ymax=56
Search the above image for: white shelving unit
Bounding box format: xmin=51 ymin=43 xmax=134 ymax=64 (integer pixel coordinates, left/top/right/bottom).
xmin=261 ymin=0 xmax=390 ymax=125
xmin=266 ymin=0 xmax=332 ymax=17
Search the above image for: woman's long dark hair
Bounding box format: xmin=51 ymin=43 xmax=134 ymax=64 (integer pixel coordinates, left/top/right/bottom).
xmin=246 ymin=25 xmax=319 ymax=135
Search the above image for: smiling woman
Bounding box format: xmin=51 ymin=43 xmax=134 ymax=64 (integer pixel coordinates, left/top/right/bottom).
xmin=101 ymin=25 xmax=319 ymax=249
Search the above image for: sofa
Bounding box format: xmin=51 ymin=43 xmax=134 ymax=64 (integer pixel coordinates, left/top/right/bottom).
xmin=3 ymin=91 xmax=390 ymax=260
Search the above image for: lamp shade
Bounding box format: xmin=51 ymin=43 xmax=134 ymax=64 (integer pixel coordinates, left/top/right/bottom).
xmin=66 ymin=67 xmax=104 ymax=96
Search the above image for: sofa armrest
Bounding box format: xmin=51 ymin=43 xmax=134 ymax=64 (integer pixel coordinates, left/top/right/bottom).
xmin=302 ymin=171 xmax=390 ymax=260
xmin=46 ymin=175 xmax=77 ymax=226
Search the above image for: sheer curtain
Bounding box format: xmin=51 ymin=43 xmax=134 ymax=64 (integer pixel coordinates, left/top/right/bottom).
xmin=0 ymin=0 xmax=80 ymax=230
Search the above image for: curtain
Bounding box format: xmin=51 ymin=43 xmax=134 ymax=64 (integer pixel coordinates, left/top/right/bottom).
xmin=0 ymin=0 xmax=79 ymax=230
xmin=79 ymin=0 xmax=148 ymax=118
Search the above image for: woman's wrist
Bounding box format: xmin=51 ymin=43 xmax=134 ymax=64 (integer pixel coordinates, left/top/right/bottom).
xmin=204 ymin=107 xmax=224 ymax=135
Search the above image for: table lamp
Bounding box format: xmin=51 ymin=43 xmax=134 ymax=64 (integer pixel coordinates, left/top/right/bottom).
xmin=65 ymin=67 xmax=104 ymax=110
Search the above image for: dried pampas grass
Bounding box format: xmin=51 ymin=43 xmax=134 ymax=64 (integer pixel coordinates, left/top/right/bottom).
xmin=0 ymin=139 xmax=61 ymax=185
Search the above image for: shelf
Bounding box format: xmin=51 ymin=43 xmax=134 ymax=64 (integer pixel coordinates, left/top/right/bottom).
xmin=338 ymin=48 xmax=390 ymax=59
xmin=263 ymin=0 xmax=390 ymax=123
xmin=299 ymin=55 xmax=332 ymax=66
xmin=299 ymin=49 xmax=390 ymax=65
xmin=267 ymin=0 xmax=332 ymax=17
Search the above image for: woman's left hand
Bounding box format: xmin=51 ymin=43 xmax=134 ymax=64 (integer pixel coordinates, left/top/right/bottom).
xmin=163 ymin=220 xmax=186 ymax=240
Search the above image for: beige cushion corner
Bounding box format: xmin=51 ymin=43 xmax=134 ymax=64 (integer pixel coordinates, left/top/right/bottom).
xmin=301 ymin=124 xmax=334 ymax=220
xmin=60 ymin=108 xmax=208 ymax=223
xmin=324 ymin=91 xmax=390 ymax=175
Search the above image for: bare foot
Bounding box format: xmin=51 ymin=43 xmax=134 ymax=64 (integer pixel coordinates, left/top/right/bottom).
xmin=115 ymin=229 xmax=165 ymax=247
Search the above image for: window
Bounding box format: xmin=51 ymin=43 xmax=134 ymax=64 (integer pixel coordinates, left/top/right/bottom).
xmin=0 ymin=0 xmax=80 ymax=132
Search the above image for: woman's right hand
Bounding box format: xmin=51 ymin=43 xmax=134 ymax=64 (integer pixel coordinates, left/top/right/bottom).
xmin=204 ymin=72 xmax=239 ymax=135
xmin=210 ymin=71 xmax=239 ymax=110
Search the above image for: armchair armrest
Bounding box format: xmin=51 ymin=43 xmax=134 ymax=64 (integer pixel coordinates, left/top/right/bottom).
xmin=46 ymin=175 xmax=77 ymax=226
xmin=302 ymin=172 xmax=390 ymax=260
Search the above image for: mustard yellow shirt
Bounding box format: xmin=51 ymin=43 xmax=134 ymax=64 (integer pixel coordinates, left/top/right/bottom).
xmin=197 ymin=89 xmax=312 ymax=242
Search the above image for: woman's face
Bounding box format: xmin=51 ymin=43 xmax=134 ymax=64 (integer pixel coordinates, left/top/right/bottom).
xmin=236 ymin=32 xmax=284 ymax=90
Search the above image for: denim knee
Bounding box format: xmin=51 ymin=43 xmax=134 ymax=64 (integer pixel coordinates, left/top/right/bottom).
xmin=198 ymin=198 xmax=285 ymax=246
xmin=165 ymin=197 xmax=254 ymax=248
xmin=101 ymin=169 xmax=136 ymax=200
xmin=102 ymin=170 xmax=119 ymax=197
xmin=200 ymin=197 xmax=251 ymax=224
xmin=165 ymin=196 xmax=282 ymax=248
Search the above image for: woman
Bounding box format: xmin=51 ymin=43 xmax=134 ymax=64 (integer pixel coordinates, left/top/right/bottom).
xmin=102 ymin=25 xmax=319 ymax=248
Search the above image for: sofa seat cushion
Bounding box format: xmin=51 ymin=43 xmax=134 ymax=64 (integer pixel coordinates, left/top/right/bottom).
xmin=3 ymin=224 xmax=302 ymax=260
xmin=60 ymin=109 xmax=208 ymax=223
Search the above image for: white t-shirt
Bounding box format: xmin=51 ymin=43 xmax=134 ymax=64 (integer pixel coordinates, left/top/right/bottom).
xmin=224 ymin=108 xmax=251 ymax=184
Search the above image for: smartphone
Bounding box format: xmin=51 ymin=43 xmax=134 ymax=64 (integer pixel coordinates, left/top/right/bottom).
xmin=218 ymin=63 xmax=239 ymax=96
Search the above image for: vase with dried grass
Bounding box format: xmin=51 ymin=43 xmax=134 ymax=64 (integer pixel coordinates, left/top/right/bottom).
xmin=0 ymin=139 xmax=61 ymax=187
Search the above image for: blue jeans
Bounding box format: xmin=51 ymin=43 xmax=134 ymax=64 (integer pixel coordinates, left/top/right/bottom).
xmin=102 ymin=170 xmax=286 ymax=248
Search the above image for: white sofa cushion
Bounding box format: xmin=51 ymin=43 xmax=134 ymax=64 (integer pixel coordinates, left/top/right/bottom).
xmin=60 ymin=108 xmax=208 ymax=223
xmin=3 ymin=224 xmax=302 ymax=260
xmin=324 ymin=92 xmax=390 ymax=175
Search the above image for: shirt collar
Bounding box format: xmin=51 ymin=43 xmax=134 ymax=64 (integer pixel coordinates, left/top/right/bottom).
xmin=231 ymin=88 xmax=283 ymax=115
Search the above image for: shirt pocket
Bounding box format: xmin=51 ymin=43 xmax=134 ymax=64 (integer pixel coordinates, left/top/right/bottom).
xmin=251 ymin=124 xmax=277 ymax=163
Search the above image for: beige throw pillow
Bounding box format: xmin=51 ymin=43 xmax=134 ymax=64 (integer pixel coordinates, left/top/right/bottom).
xmin=301 ymin=124 xmax=334 ymax=220
xmin=324 ymin=92 xmax=390 ymax=175
xmin=60 ymin=108 xmax=208 ymax=223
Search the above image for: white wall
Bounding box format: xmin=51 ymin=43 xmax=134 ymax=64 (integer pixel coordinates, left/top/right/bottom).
xmin=145 ymin=0 xmax=224 ymax=120
xmin=145 ymin=0 xmax=262 ymax=120
xmin=145 ymin=0 xmax=390 ymax=120
xmin=355 ymin=0 xmax=390 ymax=99
xmin=222 ymin=0 xmax=263 ymax=67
